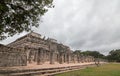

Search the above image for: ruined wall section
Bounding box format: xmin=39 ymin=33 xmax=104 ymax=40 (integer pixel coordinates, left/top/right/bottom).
xmin=7 ymin=32 xmax=48 ymax=50
xmin=7 ymin=32 xmax=76 ymax=64
xmin=7 ymin=32 xmax=50 ymax=64
xmin=7 ymin=36 xmax=29 ymax=49
xmin=0 ymin=44 xmax=27 ymax=67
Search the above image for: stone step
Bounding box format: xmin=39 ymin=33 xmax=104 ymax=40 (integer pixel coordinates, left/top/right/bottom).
xmin=8 ymin=66 xmax=84 ymax=76
xmin=0 ymin=64 xmax=95 ymax=76
xmin=39 ymin=68 xmax=86 ymax=76
xmin=38 ymin=65 xmax=96 ymax=76
xmin=9 ymin=68 xmax=70 ymax=76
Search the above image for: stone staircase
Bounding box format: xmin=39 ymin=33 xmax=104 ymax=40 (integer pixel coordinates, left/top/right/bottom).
xmin=0 ymin=64 xmax=95 ymax=76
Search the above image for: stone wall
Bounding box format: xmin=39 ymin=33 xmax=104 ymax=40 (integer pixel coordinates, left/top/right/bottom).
xmin=0 ymin=44 xmax=27 ymax=67
xmin=6 ymin=32 xmax=95 ymax=66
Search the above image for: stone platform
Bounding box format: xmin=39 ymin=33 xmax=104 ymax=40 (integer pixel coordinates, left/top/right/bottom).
xmin=0 ymin=62 xmax=97 ymax=76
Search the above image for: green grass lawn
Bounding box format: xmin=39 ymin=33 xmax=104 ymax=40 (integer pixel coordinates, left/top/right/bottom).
xmin=55 ymin=63 xmax=120 ymax=76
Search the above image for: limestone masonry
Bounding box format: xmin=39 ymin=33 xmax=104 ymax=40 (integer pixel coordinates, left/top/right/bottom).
xmin=0 ymin=32 xmax=94 ymax=67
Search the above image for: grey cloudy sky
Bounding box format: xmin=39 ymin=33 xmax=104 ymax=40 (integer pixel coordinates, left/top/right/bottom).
xmin=1 ymin=0 xmax=120 ymax=55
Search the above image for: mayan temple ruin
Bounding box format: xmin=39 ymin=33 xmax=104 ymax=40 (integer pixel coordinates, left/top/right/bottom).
xmin=0 ymin=32 xmax=94 ymax=67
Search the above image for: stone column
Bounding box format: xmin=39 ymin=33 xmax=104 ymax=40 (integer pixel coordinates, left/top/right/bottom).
xmin=22 ymin=47 xmax=27 ymax=66
xmin=42 ymin=49 xmax=45 ymax=63
xmin=57 ymin=54 xmax=59 ymax=62
xmin=47 ymin=51 xmax=50 ymax=61
xmin=34 ymin=50 xmax=38 ymax=62
xmin=63 ymin=54 xmax=65 ymax=63
xmin=77 ymin=55 xmax=80 ymax=63
xmin=21 ymin=53 xmax=27 ymax=66
xmin=28 ymin=50 xmax=33 ymax=63
xmin=54 ymin=53 xmax=57 ymax=62
xmin=62 ymin=55 xmax=64 ymax=63
xmin=72 ymin=54 xmax=75 ymax=63
xmin=67 ymin=54 xmax=70 ymax=64
xmin=79 ymin=56 xmax=82 ymax=63
xmin=37 ymin=48 xmax=42 ymax=65
xmin=50 ymin=51 xmax=55 ymax=64
xmin=59 ymin=53 xmax=64 ymax=64
xmin=44 ymin=50 xmax=47 ymax=62
xmin=65 ymin=54 xmax=68 ymax=63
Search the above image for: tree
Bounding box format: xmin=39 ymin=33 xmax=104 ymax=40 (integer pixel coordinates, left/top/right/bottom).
xmin=73 ymin=50 xmax=81 ymax=55
xmin=73 ymin=50 xmax=105 ymax=59
xmin=81 ymin=51 xmax=105 ymax=59
xmin=0 ymin=0 xmax=53 ymax=40
xmin=107 ymin=49 xmax=120 ymax=62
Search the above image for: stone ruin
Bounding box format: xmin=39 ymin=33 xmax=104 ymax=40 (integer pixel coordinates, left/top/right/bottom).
xmin=0 ymin=44 xmax=27 ymax=67
xmin=0 ymin=32 xmax=94 ymax=67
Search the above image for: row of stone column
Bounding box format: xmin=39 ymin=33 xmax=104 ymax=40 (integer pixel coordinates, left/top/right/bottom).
xmin=27 ymin=48 xmax=95 ymax=65
xmin=70 ymin=55 xmax=95 ymax=63
xmin=36 ymin=48 xmax=71 ymax=64
xmin=38 ymin=53 xmax=94 ymax=65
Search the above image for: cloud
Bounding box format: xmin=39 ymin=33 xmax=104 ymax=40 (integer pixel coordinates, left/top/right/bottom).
xmin=1 ymin=0 xmax=120 ymax=55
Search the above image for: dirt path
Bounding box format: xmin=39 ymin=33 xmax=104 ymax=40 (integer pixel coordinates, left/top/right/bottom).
xmin=0 ymin=62 xmax=96 ymax=71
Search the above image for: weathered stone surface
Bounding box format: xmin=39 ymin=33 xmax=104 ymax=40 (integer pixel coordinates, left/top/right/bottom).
xmin=0 ymin=44 xmax=27 ymax=67
xmin=0 ymin=32 xmax=95 ymax=67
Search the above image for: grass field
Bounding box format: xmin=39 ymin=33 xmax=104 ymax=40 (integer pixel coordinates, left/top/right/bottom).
xmin=55 ymin=63 xmax=120 ymax=76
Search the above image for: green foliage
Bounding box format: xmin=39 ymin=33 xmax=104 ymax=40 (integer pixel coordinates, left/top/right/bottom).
xmin=107 ymin=49 xmax=120 ymax=62
xmin=74 ymin=50 xmax=105 ymax=59
xmin=73 ymin=50 xmax=105 ymax=59
xmin=73 ymin=50 xmax=81 ymax=55
xmin=0 ymin=0 xmax=53 ymax=40
xmin=81 ymin=51 xmax=105 ymax=59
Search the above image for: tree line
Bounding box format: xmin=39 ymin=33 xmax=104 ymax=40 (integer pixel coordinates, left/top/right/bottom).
xmin=73 ymin=50 xmax=105 ymax=59
xmin=107 ymin=49 xmax=120 ymax=62
xmin=74 ymin=49 xmax=120 ymax=62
